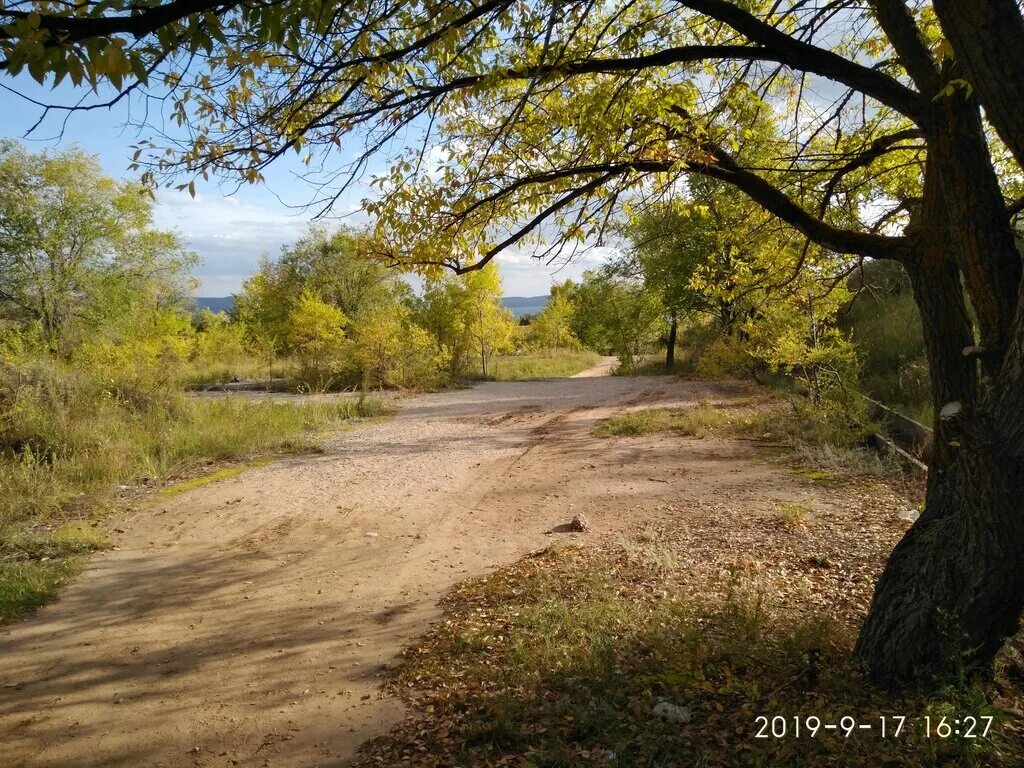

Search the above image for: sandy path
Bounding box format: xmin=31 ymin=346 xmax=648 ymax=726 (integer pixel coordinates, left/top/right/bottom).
xmin=0 ymin=371 xmax=811 ymax=767
xmin=571 ymin=355 xmax=618 ymax=377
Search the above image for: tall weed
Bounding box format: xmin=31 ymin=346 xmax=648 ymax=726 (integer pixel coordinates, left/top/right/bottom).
xmin=0 ymin=355 xmax=382 ymax=619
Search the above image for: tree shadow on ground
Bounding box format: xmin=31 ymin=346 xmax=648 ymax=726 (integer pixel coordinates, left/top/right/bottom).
xmin=354 ymin=545 xmax=1021 ymax=768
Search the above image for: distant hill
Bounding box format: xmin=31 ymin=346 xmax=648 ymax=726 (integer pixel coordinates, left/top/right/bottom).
xmin=193 ymin=294 xmax=549 ymax=318
xmin=502 ymin=295 xmax=549 ymax=317
xmin=194 ymin=297 xmax=235 ymax=313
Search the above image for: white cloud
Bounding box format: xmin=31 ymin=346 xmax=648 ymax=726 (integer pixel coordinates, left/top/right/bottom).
xmin=491 ymin=241 xmax=621 ymax=295
xmin=157 ymin=187 xmax=621 ymax=297
xmin=154 ymin=190 xmax=314 ymax=295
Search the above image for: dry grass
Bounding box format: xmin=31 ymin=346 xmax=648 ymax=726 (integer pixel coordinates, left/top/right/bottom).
xmin=356 ymin=537 xmax=1024 ymax=768
xmin=470 ymin=349 xmax=603 ymax=381
xmin=597 ymin=394 xmax=909 ymax=485
xmin=182 ymin=357 xmax=296 ymax=389
xmin=0 ymin=359 xmax=387 ymax=622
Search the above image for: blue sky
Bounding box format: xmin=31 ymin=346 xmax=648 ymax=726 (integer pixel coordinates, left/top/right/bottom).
xmin=0 ymin=78 xmax=610 ymax=297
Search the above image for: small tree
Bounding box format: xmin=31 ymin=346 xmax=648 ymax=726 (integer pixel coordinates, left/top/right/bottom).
xmin=192 ymin=310 xmax=250 ymax=369
xmin=573 ymin=269 xmax=664 ymax=373
xmin=413 ymin=263 xmax=515 ymax=378
xmin=461 ymin=266 xmax=515 ymax=377
xmin=527 ymin=292 xmax=579 ymax=352
xmin=235 ymin=267 xmax=293 ymax=355
xmin=234 ymin=227 xmax=401 ymax=357
xmin=0 ymin=142 xmax=195 ymax=352
xmin=287 ymin=292 xmax=347 ymax=390
xmin=350 ymin=303 xmax=442 ymax=390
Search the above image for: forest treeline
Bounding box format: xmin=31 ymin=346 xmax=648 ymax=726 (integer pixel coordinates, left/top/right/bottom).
xmin=530 ymin=177 xmax=931 ymax=425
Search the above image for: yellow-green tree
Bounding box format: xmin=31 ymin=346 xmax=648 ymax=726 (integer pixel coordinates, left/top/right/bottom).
xmin=287 ymin=292 xmax=347 ymax=390
xmin=461 ymin=266 xmax=515 ymax=378
xmin=571 ymin=268 xmax=664 ymax=373
xmin=192 ymin=310 xmax=250 ymax=369
xmin=526 ymin=292 xmax=578 ymax=352
xmin=626 ymin=178 xmax=860 ymax=400
xmin=413 ymin=263 xmax=516 ymax=378
xmin=349 ymin=302 xmax=441 ymax=390
xmin=236 ymin=227 xmax=407 ymax=358
xmin=0 ymin=142 xmax=196 ymax=352
xmin=234 ymin=267 xmax=293 ymax=354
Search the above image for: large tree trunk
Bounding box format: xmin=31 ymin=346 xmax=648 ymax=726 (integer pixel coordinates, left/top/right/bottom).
xmin=933 ymin=1 xmax=1024 ymax=171
xmin=856 ymin=433 xmax=1024 ymax=683
xmin=855 ymin=242 xmax=1024 ymax=683
xmin=855 ymin=93 xmax=1024 ymax=684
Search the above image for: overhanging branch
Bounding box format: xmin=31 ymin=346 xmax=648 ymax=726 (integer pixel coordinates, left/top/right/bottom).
xmin=675 ymin=0 xmax=925 ymax=119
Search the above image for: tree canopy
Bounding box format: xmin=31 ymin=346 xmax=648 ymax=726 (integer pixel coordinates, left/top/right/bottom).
xmin=0 ymin=141 xmax=196 ymax=350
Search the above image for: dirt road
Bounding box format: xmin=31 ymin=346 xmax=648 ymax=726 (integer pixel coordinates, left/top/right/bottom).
xmin=0 ymin=370 xmax=885 ymax=767
xmin=570 ymin=355 xmax=618 ymax=377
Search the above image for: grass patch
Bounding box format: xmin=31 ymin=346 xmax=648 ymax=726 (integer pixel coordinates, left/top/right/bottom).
xmin=358 ymin=545 xmax=1022 ymax=768
xmin=159 ymin=456 xmax=278 ymax=497
xmin=1 ymin=394 xmax=385 ymax=535
xmin=183 ymin=357 xmax=296 ymax=389
xmin=1 ymin=358 xmax=388 ymax=622
xmin=740 ymin=399 xmax=899 ymax=478
xmin=470 ymin=349 xmax=603 ymax=381
xmin=597 ymin=403 xmax=732 ymax=438
xmin=0 ymin=558 xmax=82 ymax=621
xmin=0 ymin=521 xmax=110 ymax=622
xmin=793 ymin=467 xmax=842 ymax=486
xmin=776 ymin=502 xmax=813 ymax=529
xmin=597 ymin=394 xmax=910 ymax=488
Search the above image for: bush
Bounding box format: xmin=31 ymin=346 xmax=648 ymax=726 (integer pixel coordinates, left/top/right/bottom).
xmin=288 ymin=291 xmax=348 ymax=390
xmin=694 ymin=336 xmax=749 ymax=378
xmin=349 ymin=303 xmax=444 ymax=390
xmin=72 ymin=306 xmax=196 ymax=391
xmin=192 ymin=309 xmax=251 ymax=368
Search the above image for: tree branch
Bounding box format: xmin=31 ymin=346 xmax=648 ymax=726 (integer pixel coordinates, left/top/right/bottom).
xmin=0 ymin=0 xmax=226 ymax=44
xmin=675 ymin=0 xmax=925 ymax=119
xmin=690 ymin=150 xmax=909 ymax=260
xmin=1007 ymin=194 xmax=1024 ymax=218
xmin=869 ymin=0 xmax=941 ymax=93
xmin=818 ymin=128 xmax=924 ymax=217
xmin=455 ymin=169 xmax=625 ymax=273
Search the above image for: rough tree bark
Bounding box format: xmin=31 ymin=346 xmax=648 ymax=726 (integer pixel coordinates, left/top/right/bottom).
xmin=854 ymin=92 xmax=1024 ymax=684
xmin=932 ymin=0 xmax=1024 ymax=172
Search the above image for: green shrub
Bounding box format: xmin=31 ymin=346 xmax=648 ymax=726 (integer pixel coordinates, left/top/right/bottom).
xmin=694 ymin=336 xmax=749 ymax=378
xmin=288 ymin=291 xmax=349 ymax=390
xmin=841 ymin=261 xmax=931 ymax=420
xmin=0 ymin=354 xmax=384 ymax=620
